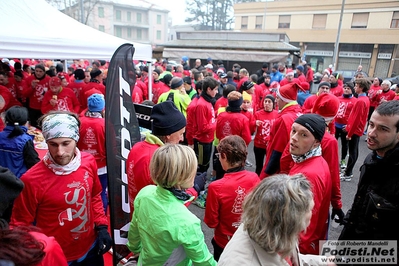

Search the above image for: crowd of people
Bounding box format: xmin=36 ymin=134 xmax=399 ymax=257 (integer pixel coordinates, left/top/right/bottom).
xmin=0 ymin=55 xmax=399 ymax=266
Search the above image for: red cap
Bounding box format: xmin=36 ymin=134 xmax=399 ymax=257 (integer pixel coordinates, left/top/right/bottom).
xmin=312 ymin=93 xmax=339 ymax=119
xmin=300 ymin=81 xmax=310 ymax=91
xmin=49 ymin=76 xmax=62 ymax=87
xmin=277 ymin=82 xmax=304 ymax=102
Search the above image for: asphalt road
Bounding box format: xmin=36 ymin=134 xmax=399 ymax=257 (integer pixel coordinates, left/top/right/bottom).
xmin=188 ymin=133 xmax=370 ymax=254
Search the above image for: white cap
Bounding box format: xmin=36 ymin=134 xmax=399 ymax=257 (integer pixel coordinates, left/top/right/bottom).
xmin=205 ymin=64 xmax=213 ymax=69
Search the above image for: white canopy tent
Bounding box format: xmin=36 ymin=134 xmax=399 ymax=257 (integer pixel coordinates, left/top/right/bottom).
xmin=0 ymin=0 xmax=152 ymax=61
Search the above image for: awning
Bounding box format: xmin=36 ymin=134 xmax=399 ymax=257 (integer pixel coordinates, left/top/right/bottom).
xmin=163 ymin=48 xmax=290 ymax=63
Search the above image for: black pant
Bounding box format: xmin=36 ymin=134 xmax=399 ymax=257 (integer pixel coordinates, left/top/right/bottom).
xmin=194 ymin=139 xmax=213 ymax=173
xmin=335 ymin=127 xmax=349 ymax=161
xmin=211 ymin=238 xmax=224 ymax=261
xmin=345 ymin=134 xmax=360 ymax=176
xmin=68 ymin=241 xmax=104 ymax=266
xmin=212 ymin=147 xmax=225 ymax=180
xmin=253 ymin=146 xmax=266 ymax=176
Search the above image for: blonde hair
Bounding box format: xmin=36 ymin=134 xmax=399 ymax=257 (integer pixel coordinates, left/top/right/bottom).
xmin=242 ymin=174 xmax=313 ymax=258
xmin=150 ymin=144 xmax=198 ymax=188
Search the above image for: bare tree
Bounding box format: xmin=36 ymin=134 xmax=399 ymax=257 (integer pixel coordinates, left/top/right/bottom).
xmin=185 ymin=0 xmax=260 ymax=30
xmin=45 ymin=0 xmax=99 ymax=25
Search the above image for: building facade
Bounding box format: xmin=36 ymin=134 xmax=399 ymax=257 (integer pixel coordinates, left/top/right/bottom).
xmin=66 ymin=0 xmax=169 ymax=46
xmin=234 ymin=0 xmax=399 ymax=78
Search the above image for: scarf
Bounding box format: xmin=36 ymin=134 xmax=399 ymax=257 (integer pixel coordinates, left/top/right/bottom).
xmin=85 ymin=111 xmax=103 ymax=118
xmin=43 ymin=148 xmax=81 ymax=175
xmin=201 ymin=90 xmax=216 ymax=107
xmin=291 ymin=145 xmax=322 ymax=164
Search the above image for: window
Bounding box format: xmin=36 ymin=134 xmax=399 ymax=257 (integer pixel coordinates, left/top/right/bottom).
xmin=127 ymin=28 xmax=131 ymax=38
xmin=115 ymin=27 xmax=122 ymax=37
xmin=157 ymin=14 xmax=161 ymax=24
xmin=255 ymin=16 xmax=263 ymax=29
xmin=98 ymin=7 xmax=104 ymax=18
xmin=99 ymin=25 xmax=105 ymax=32
xmin=116 ymin=10 xmax=121 ymax=21
xmin=351 ymin=13 xmax=369 ymax=28
xmin=127 ymin=12 xmax=131 ymax=21
xmin=312 ymin=14 xmax=327 ymax=29
xmin=137 ymin=13 xmax=142 ymax=23
xmin=241 ymin=16 xmax=248 ymax=29
xmin=157 ymin=30 xmax=161 ymax=40
xmin=137 ymin=29 xmax=142 ymax=40
xmin=391 ymin=11 xmax=399 ymax=28
xmin=278 ymin=15 xmax=290 ymax=28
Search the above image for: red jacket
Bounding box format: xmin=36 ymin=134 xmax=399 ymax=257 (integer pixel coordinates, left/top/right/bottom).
xmin=214 ymin=97 xmax=228 ymax=116
xmin=29 ymin=231 xmax=68 ymax=266
xmin=150 ymin=80 xmax=169 ymax=104
xmin=85 ymin=81 xmax=105 ymax=96
xmin=253 ymin=109 xmax=278 ymax=149
xmin=240 ymin=110 xmax=256 ymax=134
xmin=216 ymin=112 xmax=252 ymax=145
xmin=335 ymin=96 xmax=358 ymax=125
xmin=78 ymin=116 xmax=106 ymax=169
xmin=23 ymin=75 xmax=51 ymax=110
xmin=254 ymin=83 xmax=271 ymax=111
xmin=345 ymin=94 xmax=370 ymax=138
xmin=41 ymin=87 xmax=80 ymax=114
xmin=10 ymin=152 xmax=108 ymax=261
xmin=330 ymin=83 xmax=344 ymax=97
xmin=194 ymin=96 xmax=216 ymax=143
xmin=290 ymin=156 xmax=331 ymax=255
xmin=374 ymin=89 xmax=395 ymax=106
xmin=204 ymin=169 xmax=260 ymax=248
xmin=367 ymin=85 xmax=380 ymax=108
xmin=259 ymin=103 xmax=302 ymax=179
xmin=186 ymin=97 xmax=199 ymax=145
xmin=132 ymin=85 xmax=144 ymax=104
xmin=67 ymin=81 xmax=86 ymax=110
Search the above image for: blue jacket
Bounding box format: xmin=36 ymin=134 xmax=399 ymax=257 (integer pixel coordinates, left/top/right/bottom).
xmin=0 ymin=126 xmax=32 ymax=178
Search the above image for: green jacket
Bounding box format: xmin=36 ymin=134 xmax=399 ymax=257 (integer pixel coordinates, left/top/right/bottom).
xmin=127 ymin=185 xmax=216 ymax=266
xmin=158 ymin=89 xmax=191 ymax=117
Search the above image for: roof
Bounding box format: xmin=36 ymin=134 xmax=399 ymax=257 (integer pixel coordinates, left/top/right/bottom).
xmin=108 ymin=0 xmax=169 ymax=12
xmin=162 ymin=39 xmax=299 ymax=52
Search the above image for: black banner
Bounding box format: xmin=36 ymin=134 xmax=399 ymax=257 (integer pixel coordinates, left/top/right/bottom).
xmin=105 ymin=43 xmax=141 ymax=265
xmin=134 ymin=103 xmax=153 ymax=130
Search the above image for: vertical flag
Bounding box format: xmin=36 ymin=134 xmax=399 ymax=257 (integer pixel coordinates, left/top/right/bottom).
xmin=105 ymin=43 xmax=141 ymax=265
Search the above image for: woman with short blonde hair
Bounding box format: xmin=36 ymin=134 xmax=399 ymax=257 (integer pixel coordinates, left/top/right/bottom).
xmin=127 ymin=144 xmax=216 ymax=266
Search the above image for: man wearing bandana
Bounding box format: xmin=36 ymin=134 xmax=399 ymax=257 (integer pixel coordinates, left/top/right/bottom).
xmin=10 ymin=111 xmax=112 ymax=265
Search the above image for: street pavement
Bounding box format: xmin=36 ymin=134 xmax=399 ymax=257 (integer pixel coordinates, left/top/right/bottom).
xmin=188 ymin=132 xmax=370 ymax=253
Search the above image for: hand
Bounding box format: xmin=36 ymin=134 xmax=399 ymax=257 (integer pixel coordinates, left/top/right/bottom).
xmin=50 ymin=98 xmax=57 ymax=106
xmin=256 ymin=120 xmax=262 ymax=127
xmin=331 ymin=208 xmax=345 ymax=224
xmin=32 ymin=79 xmax=39 ymax=88
xmin=96 ymin=226 xmax=112 ymax=255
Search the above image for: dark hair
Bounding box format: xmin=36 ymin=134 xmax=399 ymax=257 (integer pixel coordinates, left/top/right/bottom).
xmin=74 ymin=69 xmax=85 ymax=80
xmin=375 ymin=101 xmax=399 ymax=132
xmin=202 ymin=76 xmax=219 ymax=93
xmin=223 ymin=84 xmax=236 ymax=98
xmin=217 ymin=135 xmax=248 ymax=168
xmin=195 ymin=80 xmax=203 ymax=93
xmin=0 ymin=222 xmax=46 ymax=266
xmin=5 ymin=106 xmax=29 ymax=138
xmin=14 ymin=70 xmax=24 ymax=79
xmin=14 ymin=62 xmax=22 ymax=71
xmin=55 ymin=63 xmax=64 ymax=73
xmin=193 ymin=71 xmax=202 ymax=81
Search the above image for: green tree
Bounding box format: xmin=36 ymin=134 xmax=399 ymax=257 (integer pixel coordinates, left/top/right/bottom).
xmin=185 ymin=0 xmax=260 ymax=30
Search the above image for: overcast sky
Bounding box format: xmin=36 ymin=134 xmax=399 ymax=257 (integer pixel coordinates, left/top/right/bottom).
xmin=149 ymin=0 xmax=187 ymax=25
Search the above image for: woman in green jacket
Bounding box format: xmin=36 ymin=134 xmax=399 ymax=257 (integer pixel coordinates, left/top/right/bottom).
xmin=127 ymin=144 xmax=216 ymax=266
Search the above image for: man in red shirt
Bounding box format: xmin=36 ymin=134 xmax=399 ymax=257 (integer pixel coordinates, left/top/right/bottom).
xmin=22 ymin=64 xmax=50 ymax=128
xmin=11 ymin=111 xmax=112 ymax=264
xmin=341 ymin=78 xmax=370 ymax=181
xmin=41 ymin=76 xmax=80 ymax=114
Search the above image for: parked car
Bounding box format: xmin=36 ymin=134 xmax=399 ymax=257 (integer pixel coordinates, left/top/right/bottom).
xmin=385 ymin=75 xmax=399 ymax=85
xmin=334 ymin=70 xmax=369 ymax=84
